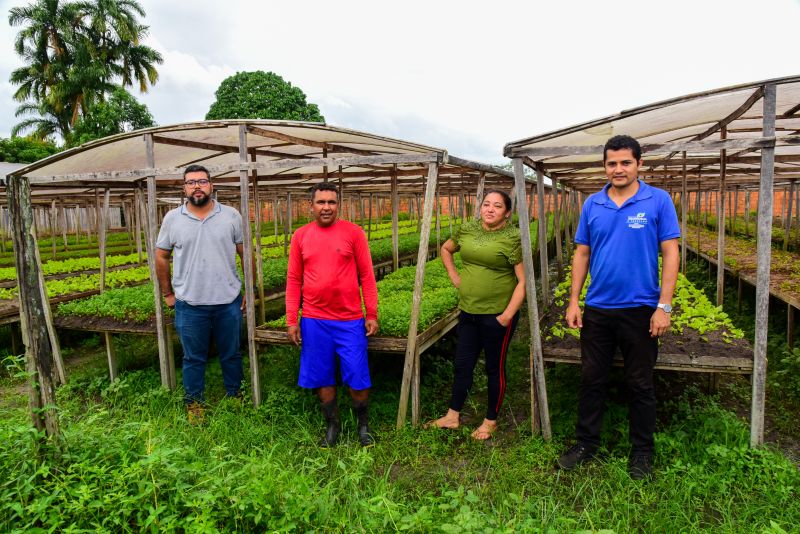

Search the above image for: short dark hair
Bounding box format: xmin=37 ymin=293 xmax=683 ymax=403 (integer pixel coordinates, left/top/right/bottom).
xmin=183 ymin=164 xmax=211 ymax=180
xmin=483 ymin=189 xmax=512 ymax=211
xmin=310 ymin=182 xmax=339 ymax=200
xmin=603 ymin=135 xmax=642 ymax=162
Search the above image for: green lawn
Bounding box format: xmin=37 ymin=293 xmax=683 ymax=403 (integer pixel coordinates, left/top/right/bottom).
xmin=1 ymin=324 xmax=798 ymax=532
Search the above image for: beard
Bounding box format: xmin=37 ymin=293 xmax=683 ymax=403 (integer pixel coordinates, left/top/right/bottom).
xmin=188 ymin=192 xmax=210 ymax=207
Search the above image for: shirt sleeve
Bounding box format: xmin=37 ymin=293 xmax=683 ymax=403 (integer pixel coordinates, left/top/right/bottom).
xmin=285 ymin=229 xmax=304 ymax=327
xmin=232 ymin=209 xmax=244 ymax=244
xmin=507 ymin=230 xmax=522 ymax=265
xmin=452 ymin=222 xmax=464 ymax=249
xmin=353 ymin=226 xmax=378 ymax=321
xmin=574 ymin=198 xmax=592 ymax=246
xmin=155 ymin=212 xmax=172 ymax=250
xmin=657 ymin=193 xmax=681 ymax=242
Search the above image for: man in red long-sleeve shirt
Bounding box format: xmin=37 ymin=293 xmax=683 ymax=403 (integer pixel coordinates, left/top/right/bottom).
xmin=286 ymin=182 xmax=379 ymax=447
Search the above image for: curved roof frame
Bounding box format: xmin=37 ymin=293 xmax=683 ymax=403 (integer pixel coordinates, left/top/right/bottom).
xmin=504 ymin=75 xmax=800 ymax=194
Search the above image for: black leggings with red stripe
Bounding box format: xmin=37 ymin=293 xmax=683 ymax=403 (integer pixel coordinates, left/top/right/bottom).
xmin=449 ymin=310 xmax=519 ymax=420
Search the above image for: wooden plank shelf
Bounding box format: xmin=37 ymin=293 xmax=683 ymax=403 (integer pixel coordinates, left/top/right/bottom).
xmin=254 ymin=308 xmax=460 ymax=354
xmin=544 ymin=347 xmax=753 ymax=374
xmin=685 ymin=243 xmax=800 ymax=310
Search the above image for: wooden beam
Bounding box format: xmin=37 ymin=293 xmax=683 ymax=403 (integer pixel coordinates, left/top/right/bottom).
xmin=7 ymin=175 xmax=61 ymax=437
xmin=26 ymin=153 xmax=443 ymax=185
xmin=247 ymin=125 xmax=377 ymax=156
xmin=513 ymin=158 xmax=551 ymax=439
xmin=534 ymin=165 xmax=550 ymax=306
xmin=396 ymin=162 xmax=438 ymax=428
xmin=716 ymin=128 xmax=727 ymax=306
xmin=509 ymin=135 xmax=800 ymax=159
xmin=143 ymin=135 xmax=173 ymax=390
xmin=239 ymin=125 xmax=261 ymax=407
xmin=751 ymin=84 xmax=777 ymax=448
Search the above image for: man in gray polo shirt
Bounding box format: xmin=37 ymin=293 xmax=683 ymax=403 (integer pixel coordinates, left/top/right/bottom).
xmin=155 ymin=164 xmax=246 ymax=422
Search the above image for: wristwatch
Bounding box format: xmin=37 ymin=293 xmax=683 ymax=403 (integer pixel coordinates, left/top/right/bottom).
xmin=657 ymin=303 xmax=673 ymax=314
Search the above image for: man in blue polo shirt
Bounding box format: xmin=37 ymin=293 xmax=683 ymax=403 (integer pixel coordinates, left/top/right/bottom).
xmin=556 ymin=135 xmax=680 ymax=479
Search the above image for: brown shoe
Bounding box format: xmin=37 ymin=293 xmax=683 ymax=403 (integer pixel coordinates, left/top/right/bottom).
xmin=187 ymin=402 xmax=206 ymax=425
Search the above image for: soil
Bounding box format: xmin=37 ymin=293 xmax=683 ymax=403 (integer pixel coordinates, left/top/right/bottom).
xmin=539 ymin=299 xmax=753 ymax=363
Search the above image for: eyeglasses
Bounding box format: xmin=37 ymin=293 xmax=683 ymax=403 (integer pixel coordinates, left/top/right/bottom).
xmin=184 ymin=179 xmax=210 ymax=187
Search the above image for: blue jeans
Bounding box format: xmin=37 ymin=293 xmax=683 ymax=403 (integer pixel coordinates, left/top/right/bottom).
xmin=175 ymin=295 xmax=243 ymax=403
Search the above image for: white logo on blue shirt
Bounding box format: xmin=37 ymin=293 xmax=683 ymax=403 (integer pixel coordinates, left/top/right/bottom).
xmin=627 ymin=212 xmax=647 ymax=229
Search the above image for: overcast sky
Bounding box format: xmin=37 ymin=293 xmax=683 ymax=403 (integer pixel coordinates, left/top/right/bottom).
xmin=1 ymin=0 xmax=798 ymax=163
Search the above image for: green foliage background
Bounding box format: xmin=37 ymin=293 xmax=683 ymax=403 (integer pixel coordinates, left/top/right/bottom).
xmin=206 ymin=71 xmax=325 ymax=122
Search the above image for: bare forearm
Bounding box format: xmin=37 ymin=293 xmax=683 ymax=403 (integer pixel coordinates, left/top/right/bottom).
xmin=502 ymin=281 xmax=526 ymax=318
xmin=154 ymin=254 xmax=172 ymax=295
xmin=569 ymin=247 xmax=590 ymax=304
xmin=660 ymin=240 xmax=679 ymax=303
xmin=440 ymin=245 xmax=458 ymax=279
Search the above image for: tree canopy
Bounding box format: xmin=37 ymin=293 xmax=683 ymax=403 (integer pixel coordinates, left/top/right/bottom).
xmin=8 ymin=0 xmax=162 ymax=140
xmin=0 ymin=136 xmax=60 ymax=163
xmin=67 ymin=86 xmax=155 ymax=147
xmin=205 ymin=71 xmax=324 ymax=122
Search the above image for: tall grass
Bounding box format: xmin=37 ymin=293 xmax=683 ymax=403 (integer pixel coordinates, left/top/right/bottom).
xmin=1 ymin=329 xmax=798 ymax=532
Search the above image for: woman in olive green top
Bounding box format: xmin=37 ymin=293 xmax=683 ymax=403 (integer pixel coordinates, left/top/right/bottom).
xmin=428 ymin=190 xmax=526 ymax=440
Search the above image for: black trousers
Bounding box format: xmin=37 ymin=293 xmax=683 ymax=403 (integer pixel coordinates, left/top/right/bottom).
xmin=449 ymin=310 xmax=519 ymax=420
xmin=576 ymin=305 xmax=658 ymax=455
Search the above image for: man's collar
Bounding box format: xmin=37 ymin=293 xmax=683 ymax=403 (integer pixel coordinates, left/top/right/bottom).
xmin=593 ymin=179 xmax=653 ymax=205
xmin=181 ymin=199 xmax=220 ymax=219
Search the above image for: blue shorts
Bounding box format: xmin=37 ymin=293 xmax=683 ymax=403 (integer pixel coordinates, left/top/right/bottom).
xmin=299 ymin=317 xmax=371 ymax=390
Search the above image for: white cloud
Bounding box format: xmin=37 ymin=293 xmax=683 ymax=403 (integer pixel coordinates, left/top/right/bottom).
xmin=1 ymin=0 xmax=798 ymax=163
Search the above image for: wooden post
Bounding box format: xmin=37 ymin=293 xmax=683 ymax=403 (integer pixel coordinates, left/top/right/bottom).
xmin=552 ymin=177 xmax=563 ymax=277
xmin=367 ymin=194 xmax=373 ymax=241
xmin=732 ymin=187 xmax=740 ymax=238
xmin=435 ymin=189 xmax=442 ymax=251
xmin=250 ymin=149 xmax=266 ymax=325
xmin=7 ymin=175 xmax=61 ymax=438
xmin=681 ymin=153 xmax=688 ymax=273
xmin=391 ymin=166 xmax=399 ymax=271
xmin=784 ymin=181 xmax=795 ymax=251
xmin=696 ymin=189 xmax=703 ymax=264
xmin=744 ymin=190 xmax=751 ymax=238
xmin=98 ymin=189 xmax=110 ymax=292
xmin=283 ymin=193 xmax=291 ymax=257
xmin=134 ymin=191 xmax=143 ymax=264
xmin=787 ymin=304 xmax=795 ymax=349
xmin=474 ymin=172 xmax=485 ymax=219
xmin=123 ymin=200 xmax=133 ymax=253
xmin=238 ymin=125 xmax=261 ymax=406
xmin=535 ymin=165 xmax=550 ymax=305
xmin=513 ymin=159 xmax=552 ymax=438
xmin=396 ymin=162 xmax=438 ymax=428
xmin=142 ymin=134 xmax=174 ymax=390
xmin=564 ymin=188 xmax=574 ymax=260
xmin=50 ymin=200 xmax=57 ymax=260
xmin=716 ymin=128 xmax=727 ymax=306
xmin=751 ymin=84 xmax=776 ymax=448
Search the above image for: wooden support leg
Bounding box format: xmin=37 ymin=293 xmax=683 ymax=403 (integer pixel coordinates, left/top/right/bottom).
xmin=737 ymin=277 xmax=743 ymax=315
xmin=788 ymin=304 xmax=795 ymax=349
xmin=104 ymin=332 xmax=118 ymax=382
xmin=10 ymin=323 xmax=21 ymax=356
xmin=166 ymin=324 xmax=177 ymax=389
xmin=411 ymin=345 xmax=421 ymax=426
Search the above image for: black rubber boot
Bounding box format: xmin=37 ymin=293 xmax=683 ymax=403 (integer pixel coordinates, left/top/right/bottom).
xmin=353 ymin=400 xmax=376 ymax=447
xmin=319 ymin=399 xmax=341 ymax=448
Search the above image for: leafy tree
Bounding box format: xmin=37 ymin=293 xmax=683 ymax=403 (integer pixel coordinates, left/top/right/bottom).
xmin=68 ymin=86 xmax=154 ymax=147
xmin=0 ymin=136 xmax=60 ymax=163
xmin=206 ymin=71 xmax=324 ymax=122
xmin=8 ymin=0 xmax=162 ymax=140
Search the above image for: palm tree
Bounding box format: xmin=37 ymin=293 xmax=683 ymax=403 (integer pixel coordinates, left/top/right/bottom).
xmin=8 ymin=0 xmax=81 ymax=102
xmin=78 ymin=0 xmax=162 ymax=93
xmin=8 ymin=0 xmax=162 ymax=140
